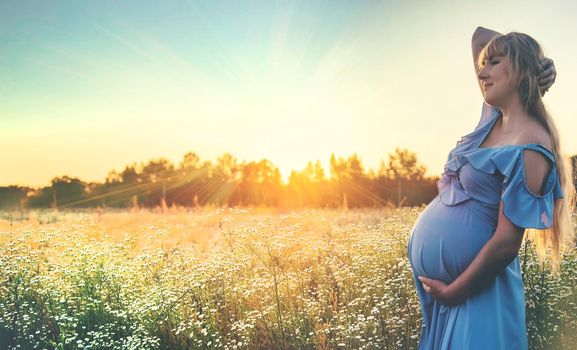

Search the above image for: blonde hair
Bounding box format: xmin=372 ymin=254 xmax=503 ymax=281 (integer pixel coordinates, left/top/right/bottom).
xmin=478 ymin=32 xmax=576 ymax=273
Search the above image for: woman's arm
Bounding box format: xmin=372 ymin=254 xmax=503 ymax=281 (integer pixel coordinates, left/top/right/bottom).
xmin=472 ymin=26 xmax=502 ymax=74
xmin=420 ymin=149 xmax=552 ymax=305
xmin=436 ymin=201 xmax=525 ymax=304
xmin=472 ymin=26 xmax=502 ymax=93
xmin=471 ymin=26 xmax=557 ymax=97
xmin=419 ymin=202 xmax=523 ymax=306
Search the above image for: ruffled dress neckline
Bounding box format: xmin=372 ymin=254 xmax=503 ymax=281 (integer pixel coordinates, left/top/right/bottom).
xmin=436 ymin=107 xmax=563 ymax=229
xmin=474 ymin=109 xmax=554 ymax=155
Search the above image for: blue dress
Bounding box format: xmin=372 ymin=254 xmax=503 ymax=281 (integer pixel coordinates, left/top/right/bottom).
xmin=407 ymin=102 xmax=564 ymax=349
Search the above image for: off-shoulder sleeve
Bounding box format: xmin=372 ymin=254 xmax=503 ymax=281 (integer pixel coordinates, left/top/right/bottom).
xmin=497 ymin=145 xmax=564 ymax=229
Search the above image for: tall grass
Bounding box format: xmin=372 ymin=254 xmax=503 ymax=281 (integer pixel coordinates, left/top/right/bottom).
xmin=0 ymin=207 xmax=575 ymax=349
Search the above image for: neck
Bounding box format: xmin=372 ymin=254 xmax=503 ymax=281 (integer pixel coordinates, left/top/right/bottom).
xmin=497 ymin=95 xmax=530 ymax=131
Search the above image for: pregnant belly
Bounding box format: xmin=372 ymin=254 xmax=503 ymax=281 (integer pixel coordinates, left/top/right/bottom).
xmin=408 ymin=195 xmax=497 ymax=284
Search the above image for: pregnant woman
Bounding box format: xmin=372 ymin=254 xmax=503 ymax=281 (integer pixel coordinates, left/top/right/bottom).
xmin=407 ymin=27 xmax=575 ymax=349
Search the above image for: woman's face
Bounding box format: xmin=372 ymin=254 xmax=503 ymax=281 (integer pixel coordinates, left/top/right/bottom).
xmin=477 ymin=54 xmax=518 ymax=107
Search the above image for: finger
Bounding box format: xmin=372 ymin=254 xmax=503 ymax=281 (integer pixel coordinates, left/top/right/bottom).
xmin=539 ymin=70 xmax=555 ymax=83
xmin=540 ymin=60 xmax=552 ymax=70
xmin=421 ymin=282 xmax=431 ymax=293
xmin=539 ymin=67 xmax=555 ymax=79
xmin=539 ymin=73 xmax=554 ymax=82
xmin=538 ymin=80 xmax=552 ymax=90
xmin=538 ymin=75 xmax=555 ymax=87
xmin=539 ymin=69 xmax=555 ymax=81
xmin=540 ymin=86 xmax=549 ymax=97
xmin=540 ymin=57 xmax=552 ymax=68
xmin=539 ymin=81 xmax=553 ymax=93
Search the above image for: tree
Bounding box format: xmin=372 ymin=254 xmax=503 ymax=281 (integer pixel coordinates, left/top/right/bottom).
xmin=0 ymin=186 xmax=29 ymax=210
xmin=49 ymin=176 xmax=87 ymax=208
xmin=237 ymin=159 xmax=283 ymax=206
xmin=140 ymin=158 xmax=174 ymax=184
xmin=287 ymin=160 xmax=328 ymax=208
xmin=139 ymin=158 xmax=175 ymax=207
xmin=381 ymin=148 xmax=427 ymax=207
xmin=180 ymin=152 xmax=201 ymax=170
xmin=328 ymin=153 xmax=375 ymax=207
xmin=121 ymin=165 xmax=140 ymax=184
xmin=214 ymin=153 xmax=240 ymax=180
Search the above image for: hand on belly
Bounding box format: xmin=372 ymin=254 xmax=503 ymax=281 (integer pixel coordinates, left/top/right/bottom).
xmin=418 ymin=275 xmax=466 ymax=306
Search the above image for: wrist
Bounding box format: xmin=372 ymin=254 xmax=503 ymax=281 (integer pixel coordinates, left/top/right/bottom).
xmin=446 ymin=280 xmax=469 ymax=303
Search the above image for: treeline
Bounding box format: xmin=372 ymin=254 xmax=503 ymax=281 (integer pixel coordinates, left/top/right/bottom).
xmin=5 ymin=147 xmax=559 ymax=211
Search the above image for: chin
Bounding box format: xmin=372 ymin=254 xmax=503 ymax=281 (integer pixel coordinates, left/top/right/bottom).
xmin=483 ymin=97 xmax=494 ymax=106
xmin=483 ymin=94 xmax=500 ymax=108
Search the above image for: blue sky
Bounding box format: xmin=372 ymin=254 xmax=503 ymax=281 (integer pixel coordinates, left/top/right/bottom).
xmin=1 ymin=0 xmax=576 ymax=186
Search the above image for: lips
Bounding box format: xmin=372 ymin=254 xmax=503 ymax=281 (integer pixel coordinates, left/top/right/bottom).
xmin=483 ymin=83 xmax=493 ymax=90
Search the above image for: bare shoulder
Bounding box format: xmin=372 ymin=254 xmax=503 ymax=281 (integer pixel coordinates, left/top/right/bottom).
xmin=518 ymin=120 xmax=553 ymax=151
xmin=520 ymin=121 xmax=553 ymax=195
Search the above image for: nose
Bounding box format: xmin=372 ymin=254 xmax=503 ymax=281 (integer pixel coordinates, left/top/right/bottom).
xmin=477 ymin=65 xmax=488 ymax=81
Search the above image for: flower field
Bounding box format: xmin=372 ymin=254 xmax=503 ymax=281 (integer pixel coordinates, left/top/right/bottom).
xmin=1 ymin=207 xmax=576 ymax=349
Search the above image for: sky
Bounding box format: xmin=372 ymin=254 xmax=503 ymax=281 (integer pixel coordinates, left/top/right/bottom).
xmin=1 ymin=0 xmax=577 ymax=187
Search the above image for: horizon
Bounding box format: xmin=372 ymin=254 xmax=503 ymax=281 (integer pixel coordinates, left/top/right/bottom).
xmin=0 ymin=148 xmax=435 ymax=188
